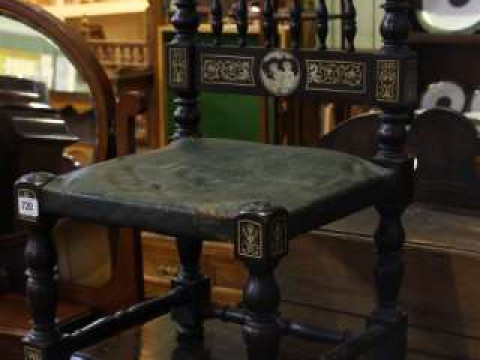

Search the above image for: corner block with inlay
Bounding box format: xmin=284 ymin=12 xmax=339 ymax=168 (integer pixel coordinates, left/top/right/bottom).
xmin=234 ymin=203 xmax=288 ymax=360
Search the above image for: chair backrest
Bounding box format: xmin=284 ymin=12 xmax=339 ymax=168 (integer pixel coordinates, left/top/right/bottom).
xmin=318 ymin=108 xmax=480 ymax=210
xmin=167 ymin=0 xmax=417 ymax=163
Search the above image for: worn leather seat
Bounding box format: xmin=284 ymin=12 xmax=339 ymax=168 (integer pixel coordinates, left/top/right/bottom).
xmin=42 ymin=138 xmax=393 ymax=241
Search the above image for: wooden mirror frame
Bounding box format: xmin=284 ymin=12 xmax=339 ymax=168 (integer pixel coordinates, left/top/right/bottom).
xmin=0 ymin=0 xmax=116 ymax=161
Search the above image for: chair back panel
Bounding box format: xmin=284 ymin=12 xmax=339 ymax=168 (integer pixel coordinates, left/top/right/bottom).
xmin=167 ymin=0 xmax=417 ymax=107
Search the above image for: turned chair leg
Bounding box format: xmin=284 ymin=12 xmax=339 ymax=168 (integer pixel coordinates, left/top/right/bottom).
xmin=15 ymin=172 xmax=64 ymax=360
xmin=23 ymin=221 xmax=63 ymax=360
xmin=367 ymin=200 xmax=408 ymax=360
xmin=241 ymin=259 xmax=282 ymax=360
xmin=235 ymin=204 xmax=288 ymax=360
xmin=171 ymin=236 xmax=211 ymax=346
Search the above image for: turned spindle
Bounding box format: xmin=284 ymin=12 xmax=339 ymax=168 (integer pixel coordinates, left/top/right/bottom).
xmin=290 ymin=0 xmax=302 ymax=49
xmin=263 ymin=0 xmax=276 ymax=48
xmin=343 ymin=0 xmax=357 ymax=52
xmin=316 ymin=0 xmax=328 ymax=50
xmin=211 ymin=0 xmax=223 ymax=45
xmin=236 ymin=0 xmax=248 ymax=47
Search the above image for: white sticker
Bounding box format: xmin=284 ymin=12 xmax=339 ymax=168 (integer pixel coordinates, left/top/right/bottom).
xmin=18 ymin=190 xmax=39 ymax=219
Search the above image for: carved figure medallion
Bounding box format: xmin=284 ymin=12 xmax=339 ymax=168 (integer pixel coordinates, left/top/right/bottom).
xmin=260 ymin=50 xmax=300 ymax=96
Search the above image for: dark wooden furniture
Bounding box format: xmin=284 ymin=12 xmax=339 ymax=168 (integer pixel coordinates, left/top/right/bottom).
xmin=0 ymin=1 xmax=148 ymax=358
xmin=16 ymin=1 xmax=417 ymax=360
xmin=311 ymin=106 xmax=480 ymax=360
xmin=319 ymin=108 xmax=480 ymax=210
xmin=0 ymin=85 xmax=78 ymax=234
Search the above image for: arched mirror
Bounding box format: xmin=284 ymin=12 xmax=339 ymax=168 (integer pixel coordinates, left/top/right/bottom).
xmin=0 ymin=15 xmax=99 ymax=165
xmin=0 ymin=0 xmax=115 ymax=162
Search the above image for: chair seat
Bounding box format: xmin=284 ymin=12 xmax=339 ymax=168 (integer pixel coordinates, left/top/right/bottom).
xmin=42 ymin=138 xmax=394 ymax=240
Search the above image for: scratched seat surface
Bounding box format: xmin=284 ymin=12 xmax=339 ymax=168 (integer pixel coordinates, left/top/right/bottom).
xmin=42 ymin=138 xmax=393 ymax=240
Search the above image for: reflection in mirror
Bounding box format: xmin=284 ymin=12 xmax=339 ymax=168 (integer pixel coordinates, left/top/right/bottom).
xmin=0 ymin=15 xmax=112 ymax=289
xmin=0 ymin=15 xmax=97 ymax=166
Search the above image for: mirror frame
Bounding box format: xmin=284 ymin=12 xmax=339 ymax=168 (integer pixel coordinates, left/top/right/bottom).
xmin=0 ymin=0 xmax=116 ymax=160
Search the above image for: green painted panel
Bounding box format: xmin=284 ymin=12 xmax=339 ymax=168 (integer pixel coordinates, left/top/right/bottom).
xmin=167 ymin=91 xmax=261 ymax=141
xmin=166 ymin=31 xmax=263 ymax=142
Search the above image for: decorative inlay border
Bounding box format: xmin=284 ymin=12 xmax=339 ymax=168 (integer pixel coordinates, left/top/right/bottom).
xmin=237 ymin=219 xmax=263 ymax=258
xmin=376 ymin=59 xmax=400 ymax=102
xmin=306 ymin=60 xmax=366 ymax=93
xmin=169 ymin=47 xmax=188 ymax=88
xmin=201 ymin=54 xmax=255 ymax=87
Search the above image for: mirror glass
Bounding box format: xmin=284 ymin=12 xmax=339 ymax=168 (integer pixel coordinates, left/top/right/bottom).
xmin=0 ymin=15 xmax=97 ymax=166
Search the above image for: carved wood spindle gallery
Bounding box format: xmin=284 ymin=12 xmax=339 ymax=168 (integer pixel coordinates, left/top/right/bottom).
xmin=236 ymin=0 xmax=248 ymax=47
xmin=171 ymin=0 xmax=201 ymax=139
xmin=211 ymin=0 xmax=223 ymax=45
xmin=369 ymin=0 xmax=414 ymax=359
xmin=290 ymin=0 xmax=303 ymax=49
xmin=343 ymin=0 xmax=357 ymax=52
xmin=316 ymin=0 xmax=328 ymax=50
xmin=263 ymin=0 xmax=276 ymax=48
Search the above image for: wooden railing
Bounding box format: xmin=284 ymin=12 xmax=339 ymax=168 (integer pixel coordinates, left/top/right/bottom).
xmin=87 ymin=39 xmax=149 ymax=69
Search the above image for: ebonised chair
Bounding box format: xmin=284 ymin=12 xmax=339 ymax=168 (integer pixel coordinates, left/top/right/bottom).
xmin=15 ymin=0 xmax=417 ymax=359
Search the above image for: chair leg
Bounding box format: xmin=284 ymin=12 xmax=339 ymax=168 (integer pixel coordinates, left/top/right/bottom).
xmin=23 ymin=221 xmax=64 ymax=360
xmin=171 ymin=236 xmax=210 ymax=346
xmin=241 ymin=258 xmax=282 ymax=360
xmin=235 ymin=205 xmax=288 ymax=360
xmin=367 ymin=201 xmax=408 ymax=360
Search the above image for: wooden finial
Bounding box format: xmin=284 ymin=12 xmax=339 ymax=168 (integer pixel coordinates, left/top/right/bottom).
xmin=211 ymin=0 xmax=223 ymax=45
xmin=380 ymin=0 xmax=410 ymax=52
xmin=290 ymin=0 xmax=303 ymax=49
xmin=343 ymin=0 xmax=357 ymax=52
xmin=263 ymin=0 xmax=275 ymax=48
xmin=236 ymin=0 xmax=248 ymax=47
xmin=170 ymin=0 xmax=201 ymax=139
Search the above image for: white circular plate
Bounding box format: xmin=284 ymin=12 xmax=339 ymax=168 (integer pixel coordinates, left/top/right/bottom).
xmin=420 ymin=81 xmax=466 ymax=112
xmin=417 ymin=0 xmax=480 ymax=34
